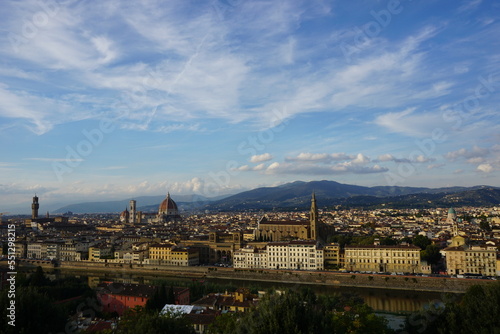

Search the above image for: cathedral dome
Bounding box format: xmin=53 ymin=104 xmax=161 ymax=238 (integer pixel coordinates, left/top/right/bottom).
xmin=158 ymin=193 xmax=178 ymax=215
xmin=120 ymin=208 xmax=130 ymax=222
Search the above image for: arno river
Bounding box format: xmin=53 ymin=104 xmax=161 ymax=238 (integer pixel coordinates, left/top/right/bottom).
xmin=45 ymin=268 xmax=459 ymax=314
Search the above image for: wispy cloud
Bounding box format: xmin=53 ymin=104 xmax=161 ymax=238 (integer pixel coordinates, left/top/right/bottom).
xmin=445 ymin=146 xmax=489 ymax=160
xmin=24 ymin=158 xmax=84 ymax=162
xmin=457 ymin=0 xmax=482 ymax=14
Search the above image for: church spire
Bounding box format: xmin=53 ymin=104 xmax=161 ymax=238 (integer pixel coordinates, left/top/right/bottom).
xmin=310 ymin=192 xmax=318 ymax=240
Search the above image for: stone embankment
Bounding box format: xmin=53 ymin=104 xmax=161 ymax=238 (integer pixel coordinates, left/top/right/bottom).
xmin=11 ymin=260 xmax=497 ymax=293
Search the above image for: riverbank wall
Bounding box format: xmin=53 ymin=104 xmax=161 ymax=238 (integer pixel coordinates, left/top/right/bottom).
xmin=11 ymin=260 xmax=497 ymax=293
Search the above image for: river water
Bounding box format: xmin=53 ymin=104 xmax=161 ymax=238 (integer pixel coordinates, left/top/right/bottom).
xmin=44 ymin=268 xmax=458 ymax=314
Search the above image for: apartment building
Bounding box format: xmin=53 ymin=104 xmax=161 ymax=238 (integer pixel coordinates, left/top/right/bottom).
xmin=233 ymin=246 xmax=267 ymax=269
xmin=323 ymin=243 xmax=341 ymax=268
xmin=344 ymin=244 xmax=421 ymax=273
xmin=443 ymin=243 xmax=497 ymax=276
xmin=267 ymin=241 xmax=324 ymax=270
xmin=148 ymin=243 xmax=199 ymax=266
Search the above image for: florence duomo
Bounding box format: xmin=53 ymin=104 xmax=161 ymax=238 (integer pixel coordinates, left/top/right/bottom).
xmin=119 ymin=192 xmax=181 ymax=225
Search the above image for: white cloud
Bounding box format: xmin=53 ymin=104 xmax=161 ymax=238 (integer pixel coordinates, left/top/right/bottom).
xmin=466 ymin=157 xmax=485 ymax=164
xmin=264 ymin=159 xmax=387 ymax=176
xmin=378 ymin=154 xmax=395 ymax=162
xmin=351 ymin=153 xmax=370 ymax=164
xmin=250 ymin=153 xmax=273 ymax=163
xmin=414 ymin=155 xmax=435 ymax=163
xmin=445 ymin=146 xmax=489 ymax=160
xmin=477 ymin=163 xmax=493 ymax=173
xmin=427 ymin=164 xmax=445 ymax=169
xmin=267 ymin=162 xmax=281 ymax=171
xmin=286 ymin=152 xmax=353 ymax=163
xmin=376 ymin=153 xmax=434 ymax=164
xmin=253 ymin=163 xmax=266 ymax=171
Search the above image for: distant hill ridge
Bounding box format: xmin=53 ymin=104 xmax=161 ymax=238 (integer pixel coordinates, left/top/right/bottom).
xmin=204 ymin=180 xmax=499 ymax=211
xmin=53 ymin=180 xmax=499 ymax=213
xmin=54 ymin=194 xmax=218 ymax=214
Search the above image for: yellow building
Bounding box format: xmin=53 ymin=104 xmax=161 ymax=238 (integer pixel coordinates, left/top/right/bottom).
xmin=442 ymin=244 xmax=497 ymax=276
xmin=181 ymin=231 xmax=244 ymax=264
xmin=89 ymin=245 xmax=112 ymax=261
xmin=148 ymin=243 xmax=199 ymax=266
xmin=193 ymin=288 xmax=257 ymax=313
xmin=323 ymin=243 xmax=341 ymax=268
xmin=344 ymin=245 xmax=421 ymax=273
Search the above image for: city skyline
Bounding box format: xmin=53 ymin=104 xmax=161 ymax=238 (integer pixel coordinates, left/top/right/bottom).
xmin=1 ymin=0 xmax=500 ymax=212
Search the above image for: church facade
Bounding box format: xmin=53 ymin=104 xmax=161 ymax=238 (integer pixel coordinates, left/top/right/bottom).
xmin=254 ymin=193 xmax=319 ymax=242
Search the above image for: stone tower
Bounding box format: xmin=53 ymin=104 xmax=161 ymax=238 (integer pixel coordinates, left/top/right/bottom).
xmin=130 ymin=200 xmax=136 ymax=224
xmin=31 ymin=195 xmax=39 ymax=219
xmin=310 ymin=192 xmax=318 ymax=240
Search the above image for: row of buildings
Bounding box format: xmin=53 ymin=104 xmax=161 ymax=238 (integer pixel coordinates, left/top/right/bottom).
xmin=6 ymin=195 xmax=500 ymax=277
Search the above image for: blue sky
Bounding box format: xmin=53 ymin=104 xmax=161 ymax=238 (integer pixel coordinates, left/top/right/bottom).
xmin=1 ymin=0 xmax=499 ymax=213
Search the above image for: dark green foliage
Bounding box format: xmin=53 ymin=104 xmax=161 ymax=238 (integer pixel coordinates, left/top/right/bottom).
xmin=145 ymin=284 xmax=167 ymax=311
xmin=380 ymin=236 xmax=398 ymax=246
xmin=479 ymin=219 xmax=491 ymax=231
xmin=412 ymin=235 xmax=432 ymax=250
xmin=420 ymin=244 xmax=442 ymax=265
xmin=0 ymin=286 xmax=67 ymax=334
xmin=28 ymin=266 xmax=50 ymax=287
xmin=332 ymin=302 xmax=393 ymax=334
xmin=207 ymin=312 xmax=241 ymax=333
xmin=167 ymin=285 xmax=175 ymax=304
xmin=0 ymin=267 xmax=95 ymax=333
xmin=19 ymin=267 xmax=92 ymax=301
xmin=404 ymin=283 xmax=500 ymax=334
xmin=208 ymin=288 xmax=393 ymax=334
xmin=117 ymin=306 xmax=195 ymax=334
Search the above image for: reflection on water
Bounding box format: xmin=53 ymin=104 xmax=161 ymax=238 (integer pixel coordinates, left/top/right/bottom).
xmin=46 ymin=269 xmax=460 ymax=314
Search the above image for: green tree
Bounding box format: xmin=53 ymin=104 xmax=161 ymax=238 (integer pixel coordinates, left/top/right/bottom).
xmin=28 ymin=266 xmax=49 ymax=287
xmin=412 ymin=235 xmax=432 ymax=250
xmin=117 ymin=306 xmax=194 ymax=334
xmin=404 ymin=283 xmax=500 ymax=334
xmin=380 ymin=236 xmax=398 ymax=246
xmin=479 ymin=220 xmax=491 ymax=231
xmin=332 ymin=303 xmax=393 ymax=334
xmin=0 ymin=286 xmax=67 ymax=334
xmin=167 ymin=286 xmax=176 ymax=304
xmin=208 ymin=289 xmax=393 ymax=334
xmin=146 ymin=285 xmax=164 ymax=311
xmin=420 ymin=244 xmax=441 ymax=265
xmin=207 ymin=312 xmax=241 ymax=334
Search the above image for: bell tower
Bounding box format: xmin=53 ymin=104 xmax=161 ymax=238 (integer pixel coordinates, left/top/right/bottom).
xmin=310 ymin=192 xmax=318 ymax=240
xmin=31 ymin=195 xmax=39 ymax=219
xmin=130 ymin=200 xmax=136 ymax=224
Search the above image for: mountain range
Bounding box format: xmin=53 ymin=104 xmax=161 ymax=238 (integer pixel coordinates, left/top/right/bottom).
xmin=204 ymin=180 xmax=500 ymax=211
xmin=52 ymin=180 xmax=500 ymax=214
